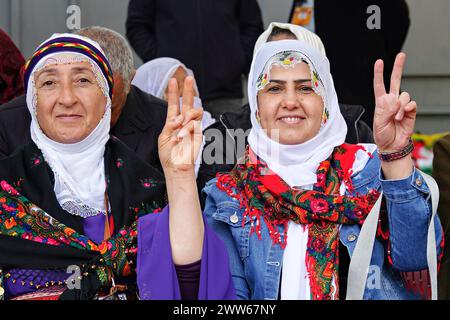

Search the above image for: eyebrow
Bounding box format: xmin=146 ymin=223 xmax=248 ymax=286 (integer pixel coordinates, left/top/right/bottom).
xmin=269 ymin=79 xmax=311 ymax=84
xmin=35 ymin=66 xmax=95 ymax=81
xmin=71 ymin=66 xmax=95 ymax=75
xmin=36 ymin=68 xmax=58 ymax=80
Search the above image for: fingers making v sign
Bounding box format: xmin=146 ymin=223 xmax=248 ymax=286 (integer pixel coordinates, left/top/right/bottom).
xmin=373 ymin=52 xmax=417 ymax=153
xmin=158 ymin=76 xmax=203 ymax=175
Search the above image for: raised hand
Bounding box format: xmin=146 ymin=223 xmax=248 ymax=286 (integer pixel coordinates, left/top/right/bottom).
xmin=373 ymin=53 xmax=417 ymax=153
xmin=158 ymin=77 xmax=203 ymax=176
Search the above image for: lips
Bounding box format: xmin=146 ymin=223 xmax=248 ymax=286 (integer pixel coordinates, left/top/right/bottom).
xmin=278 ymin=116 xmax=306 ymax=124
xmin=56 ymin=114 xmax=82 ymax=121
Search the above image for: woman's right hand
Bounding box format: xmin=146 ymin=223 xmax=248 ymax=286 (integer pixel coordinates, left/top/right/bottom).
xmin=158 ymin=77 xmax=203 ymax=177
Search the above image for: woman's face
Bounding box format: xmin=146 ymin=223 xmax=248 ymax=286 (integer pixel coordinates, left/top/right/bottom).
xmin=257 ymin=62 xmax=324 ymax=145
xmin=34 ymin=61 xmax=106 ymax=144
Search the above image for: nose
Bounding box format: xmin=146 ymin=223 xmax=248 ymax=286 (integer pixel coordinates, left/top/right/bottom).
xmin=57 ymin=82 xmax=77 ymax=108
xmin=281 ymin=87 xmax=299 ymax=110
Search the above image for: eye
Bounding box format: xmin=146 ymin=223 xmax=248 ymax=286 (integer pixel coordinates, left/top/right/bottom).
xmin=267 ymin=86 xmax=281 ymax=93
xmin=78 ymin=77 xmax=91 ymax=83
xmin=41 ymin=80 xmax=55 ymax=87
xmin=298 ymin=86 xmax=314 ymax=93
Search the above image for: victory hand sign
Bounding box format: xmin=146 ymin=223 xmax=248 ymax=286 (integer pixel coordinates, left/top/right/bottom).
xmin=158 ymin=76 xmax=204 ymax=265
xmin=158 ymin=76 xmax=203 ymax=177
xmin=373 ymin=53 xmax=416 ymax=179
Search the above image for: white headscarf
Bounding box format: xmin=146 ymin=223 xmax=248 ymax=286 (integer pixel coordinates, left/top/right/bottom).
xmin=132 ymin=57 xmax=199 ymax=99
xmin=26 ymin=33 xmax=112 ymax=218
xmin=247 ymin=40 xmax=347 ymax=187
xmin=132 ymin=57 xmax=215 ymax=130
xmin=253 ymin=22 xmax=326 ymax=57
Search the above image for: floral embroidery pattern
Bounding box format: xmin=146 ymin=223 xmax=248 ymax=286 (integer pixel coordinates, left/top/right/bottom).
xmin=216 ymin=144 xmax=380 ymax=300
xmin=0 ymin=180 xmax=149 ymax=280
xmin=322 ymin=107 xmax=330 ymax=126
xmin=29 ymin=153 xmax=44 ymax=168
xmin=140 ymin=178 xmax=157 ymax=189
xmin=130 ymin=201 xmax=163 ymax=218
xmin=116 ymin=158 xmax=124 ymax=169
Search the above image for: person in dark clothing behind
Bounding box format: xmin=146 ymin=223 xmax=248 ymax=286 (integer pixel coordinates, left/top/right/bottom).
xmin=433 ymin=134 xmax=450 ymax=299
xmin=126 ymin=0 xmax=264 ymax=119
xmin=0 ymin=26 xmax=168 ymax=173
xmin=312 ymin=0 xmax=410 ymax=127
xmin=0 ymin=29 xmax=25 ymax=105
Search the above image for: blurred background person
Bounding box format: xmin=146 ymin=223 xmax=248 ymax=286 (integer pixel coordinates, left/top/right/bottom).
xmin=126 ymin=0 xmax=264 ymax=120
xmin=0 ymin=28 xmax=25 ymax=105
xmin=132 ymin=57 xmax=215 ymax=130
xmin=132 ymin=57 xmax=216 ymax=175
xmin=433 ymin=134 xmax=450 ymax=299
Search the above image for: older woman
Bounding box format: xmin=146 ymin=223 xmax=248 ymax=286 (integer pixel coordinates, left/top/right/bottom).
xmin=0 ymin=33 xmax=234 ymax=300
xmin=203 ymin=39 xmax=443 ymax=300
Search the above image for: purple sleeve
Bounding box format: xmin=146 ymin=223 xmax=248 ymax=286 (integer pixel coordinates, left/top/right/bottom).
xmin=175 ymin=260 xmax=201 ymax=300
xmin=137 ymin=205 xmax=236 ymax=300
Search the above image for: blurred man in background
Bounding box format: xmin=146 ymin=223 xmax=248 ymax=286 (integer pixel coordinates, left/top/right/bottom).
xmin=290 ymin=0 xmax=410 ymax=127
xmin=126 ymin=0 xmax=264 ymax=119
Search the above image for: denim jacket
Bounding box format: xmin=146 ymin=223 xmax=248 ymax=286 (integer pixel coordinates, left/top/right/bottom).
xmin=203 ymin=150 xmax=443 ymax=300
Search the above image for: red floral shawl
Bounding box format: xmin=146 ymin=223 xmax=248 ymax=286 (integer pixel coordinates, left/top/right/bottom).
xmin=217 ymin=144 xmax=380 ymax=299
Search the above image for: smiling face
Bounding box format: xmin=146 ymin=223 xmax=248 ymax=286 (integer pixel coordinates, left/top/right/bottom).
xmin=34 ymin=61 xmax=107 ymax=144
xmin=257 ymin=62 xmax=324 ymax=145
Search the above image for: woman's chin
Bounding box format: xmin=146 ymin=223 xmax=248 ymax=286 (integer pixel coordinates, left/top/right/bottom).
xmin=49 ymin=131 xmax=88 ymax=144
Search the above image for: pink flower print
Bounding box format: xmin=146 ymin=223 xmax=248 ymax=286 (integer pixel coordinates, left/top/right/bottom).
xmin=140 ymin=179 xmax=155 ymax=189
xmin=116 ymin=158 xmax=124 ymax=168
xmin=30 ymin=153 xmax=43 ymax=168
xmin=0 ymin=180 xmax=19 ymax=196
xmin=310 ymin=198 xmax=329 ymax=214
xmin=47 ymin=238 xmax=60 ymax=246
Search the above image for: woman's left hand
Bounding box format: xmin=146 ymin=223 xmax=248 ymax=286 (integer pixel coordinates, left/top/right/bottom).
xmin=373 ymin=52 xmax=417 ymax=153
xmin=158 ymin=77 xmax=203 ymax=177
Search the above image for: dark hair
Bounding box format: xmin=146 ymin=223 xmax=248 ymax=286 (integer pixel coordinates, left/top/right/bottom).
xmin=267 ymin=26 xmax=297 ymax=42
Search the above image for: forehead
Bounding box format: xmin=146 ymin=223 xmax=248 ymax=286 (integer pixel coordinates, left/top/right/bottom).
xmin=35 ymin=60 xmax=94 ymax=79
xmin=269 ymin=62 xmax=311 ymax=79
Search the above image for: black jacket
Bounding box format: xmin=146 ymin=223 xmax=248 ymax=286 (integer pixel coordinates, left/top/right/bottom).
xmin=197 ymin=102 xmax=374 ymax=204
xmin=0 ymin=85 xmax=168 ymax=172
xmin=126 ymin=0 xmax=264 ymax=101
xmin=313 ymin=0 xmax=410 ymax=127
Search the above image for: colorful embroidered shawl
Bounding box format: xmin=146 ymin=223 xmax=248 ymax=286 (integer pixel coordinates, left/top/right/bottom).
xmin=217 ymin=144 xmax=380 ymax=300
xmin=0 ymin=180 xmax=136 ymax=283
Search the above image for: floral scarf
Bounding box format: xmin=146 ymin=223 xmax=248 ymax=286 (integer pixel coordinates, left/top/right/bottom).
xmin=217 ymin=144 xmax=381 ymax=299
xmin=0 ymin=180 xmax=138 ymax=285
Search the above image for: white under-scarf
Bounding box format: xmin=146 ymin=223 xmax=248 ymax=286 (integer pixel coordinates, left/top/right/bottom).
xmin=26 ymin=34 xmax=112 ymax=218
xmin=247 ymin=40 xmax=347 ymax=187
